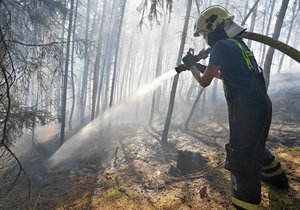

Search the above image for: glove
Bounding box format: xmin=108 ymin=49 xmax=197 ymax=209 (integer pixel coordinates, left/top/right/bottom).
xmin=195 ymin=63 xmax=206 ymax=73
xmin=196 ymin=48 xmax=210 ymax=60
xmin=182 ymin=52 xmax=197 ymax=69
xmin=175 ymin=64 xmax=188 ymax=74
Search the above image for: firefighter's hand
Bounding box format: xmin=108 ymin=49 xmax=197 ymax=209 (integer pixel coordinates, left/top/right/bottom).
xmin=175 ymin=64 xmax=188 ymax=74
xmin=182 ymin=52 xmax=197 ymax=69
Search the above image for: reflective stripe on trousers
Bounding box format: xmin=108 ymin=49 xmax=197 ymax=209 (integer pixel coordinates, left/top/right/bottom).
xmin=230 ymin=196 xmax=261 ymax=210
xmin=262 ymin=157 xmax=284 ymax=178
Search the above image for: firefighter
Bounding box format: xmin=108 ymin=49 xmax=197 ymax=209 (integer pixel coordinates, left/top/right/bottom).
xmin=177 ymin=5 xmax=289 ymax=210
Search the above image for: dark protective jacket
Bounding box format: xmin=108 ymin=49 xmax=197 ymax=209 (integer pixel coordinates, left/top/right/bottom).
xmin=208 ymin=37 xmax=272 ymax=176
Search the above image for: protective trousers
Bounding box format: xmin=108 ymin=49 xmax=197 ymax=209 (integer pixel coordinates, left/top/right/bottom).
xmin=225 ymin=73 xmax=273 ymax=209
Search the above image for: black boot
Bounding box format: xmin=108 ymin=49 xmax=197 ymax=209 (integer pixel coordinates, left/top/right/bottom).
xmin=261 ymin=156 xmax=289 ymax=189
xmin=262 ymin=170 xmax=289 ymax=189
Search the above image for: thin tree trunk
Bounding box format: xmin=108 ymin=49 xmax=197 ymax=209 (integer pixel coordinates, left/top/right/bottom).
xmin=109 ymin=0 xmax=127 ymax=108
xmin=277 ymin=1 xmax=297 ymax=74
xmin=185 ymin=0 xmax=205 ymax=114
xmin=247 ymin=2 xmax=258 ymax=47
xmin=161 ymin=0 xmax=192 ymax=143
xmin=260 ymin=0 xmax=276 ymax=66
xmin=91 ymin=0 xmax=107 ymax=120
xmin=263 ymin=0 xmax=290 ymax=89
xmin=119 ymin=34 xmax=135 ymax=103
xmin=258 ymin=0 xmax=269 ymax=62
xmin=57 ymin=0 xmax=67 ymax=125
xmin=31 ymin=2 xmax=38 ymax=146
xmin=225 ymin=0 xmax=229 ymax=7
xmin=149 ymin=15 xmax=167 ymax=126
xmin=289 ymin=27 xmax=299 ymax=68
xmin=195 ymin=0 xmax=200 ymax=14
xmin=242 ymin=0 xmax=249 ymax=23
xmin=102 ymin=0 xmax=117 ymax=112
xmin=184 ymin=87 xmax=204 ymax=129
xmin=79 ymin=0 xmax=91 ymax=125
xmin=60 ymin=0 xmax=75 ymax=144
xmin=95 ymin=1 xmax=114 ymax=116
xmin=241 ymin=0 xmax=260 ymax=26
xmin=68 ymin=0 xmax=79 ymax=130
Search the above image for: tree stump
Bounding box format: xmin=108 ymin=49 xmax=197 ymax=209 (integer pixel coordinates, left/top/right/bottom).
xmin=175 ymin=150 xmax=206 ymax=175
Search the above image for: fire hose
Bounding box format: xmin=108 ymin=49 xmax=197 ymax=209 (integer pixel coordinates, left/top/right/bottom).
xmin=176 ymin=31 xmax=300 ymax=73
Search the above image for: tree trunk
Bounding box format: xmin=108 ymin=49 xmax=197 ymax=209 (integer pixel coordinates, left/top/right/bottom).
xmin=149 ymin=15 xmax=168 ymax=127
xmin=102 ymin=0 xmax=118 ymax=112
xmin=60 ymin=0 xmax=75 ymax=144
xmin=277 ymin=1 xmax=297 ymax=74
xmin=57 ymin=0 xmax=67 ymax=125
xmin=109 ymin=0 xmax=127 ymax=108
xmin=289 ymin=26 xmax=300 ymax=68
xmin=241 ymin=0 xmax=260 ymax=26
xmin=263 ymin=0 xmax=290 ymax=89
xmin=95 ymin=8 xmax=115 ymax=114
xmin=79 ymin=0 xmax=91 ymax=125
xmin=259 ymin=0 xmax=276 ymax=66
xmin=68 ymin=0 xmax=79 ymax=130
xmin=161 ymin=0 xmax=192 ymax=143
xmin=247 ymin=1 xmax=258 ymax=47
xmin=184 ymin=87 xmax=204 ymax=129
xmin=119 ymin=34 xmax=135 ymax=103
xmin=95 ymin=1 xmax=115 ymax=116
xmin=242 ymin=0 xmax=249 ymax=22
xmin=31 ymin=2 xmax=39 ymax=146
xmin=91 ymin=0 xmax=107 ymax=120
xmin=258 ymin=0 xmax=269 ymax=62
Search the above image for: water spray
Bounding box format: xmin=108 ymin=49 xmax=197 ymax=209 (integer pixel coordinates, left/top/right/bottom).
xmin=49 ymin=69 xmax=178 ymax=167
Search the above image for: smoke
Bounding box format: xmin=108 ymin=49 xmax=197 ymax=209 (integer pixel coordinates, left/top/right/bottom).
xmin=12 ymin=124 xmax=59 ymax=157
xmin=48 ymin=70 xmax=177 ymax=167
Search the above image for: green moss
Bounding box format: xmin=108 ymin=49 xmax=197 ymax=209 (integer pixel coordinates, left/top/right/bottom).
xmin=117 ymin=184 xmax=127 ymax=194
xmin=268 ymin=189 xmax=299 ymax=210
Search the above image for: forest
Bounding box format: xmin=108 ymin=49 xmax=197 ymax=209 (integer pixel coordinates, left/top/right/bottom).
xmin=0 ymin=0 xmax=299 ymax=209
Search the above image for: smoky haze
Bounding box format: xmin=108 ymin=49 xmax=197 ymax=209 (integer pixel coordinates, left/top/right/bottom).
xmin=1 ymin=0 xmax=299 ymax=208
xmin=48 ymin=70 xmax=178 ymax=166
xmin=7 ymin=0 xmax=299 ymax=170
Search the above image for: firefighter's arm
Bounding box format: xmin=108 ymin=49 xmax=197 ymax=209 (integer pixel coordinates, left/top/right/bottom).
xmin=190 ymin=65 xmax=221 ymax=87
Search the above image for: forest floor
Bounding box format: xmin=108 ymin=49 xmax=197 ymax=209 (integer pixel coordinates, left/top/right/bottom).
xmin=2 ymin=73 xmax=300 ymax=210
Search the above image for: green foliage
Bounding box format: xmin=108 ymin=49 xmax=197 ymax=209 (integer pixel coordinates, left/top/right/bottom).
xmin=10 ymin=107 xmax=54 ymax=130
xmin=4 ymin=100 xmax=55 ymax=145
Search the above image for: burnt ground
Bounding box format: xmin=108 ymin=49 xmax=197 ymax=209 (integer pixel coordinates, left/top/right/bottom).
xmin=1 ymin=73 xmax=300 ymax=210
